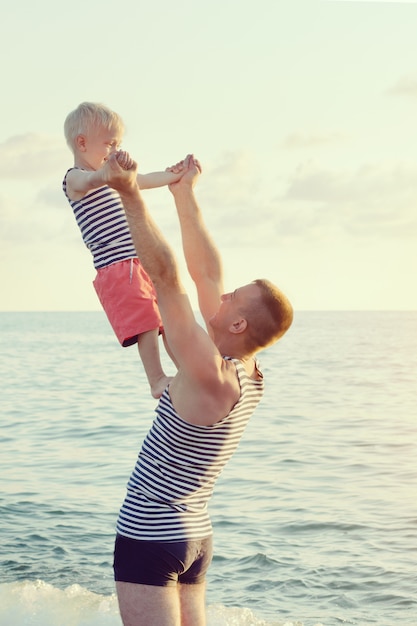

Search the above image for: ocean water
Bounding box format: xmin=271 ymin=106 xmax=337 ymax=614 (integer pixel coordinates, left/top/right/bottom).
xmin=1 ymin=310 xmax=416 ymax=626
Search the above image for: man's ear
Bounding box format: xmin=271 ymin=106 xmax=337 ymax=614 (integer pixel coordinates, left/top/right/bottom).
xmin=76 ymin=134 xmax=87 ymax=151
xmin=229 ymin=318 xmax=247 ymax=334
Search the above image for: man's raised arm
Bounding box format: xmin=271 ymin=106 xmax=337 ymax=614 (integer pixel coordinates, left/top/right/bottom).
xmin=103 ymin=154 xmax=179 ymax=296
xmin=168 ymin=155 xmax=224 ymax=329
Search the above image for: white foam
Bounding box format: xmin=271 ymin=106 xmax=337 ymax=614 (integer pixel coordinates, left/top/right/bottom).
xmin=0 ymin=581 xmax=119 ymax=626
xmin=0 ymin=581 xmax=324 ymax=626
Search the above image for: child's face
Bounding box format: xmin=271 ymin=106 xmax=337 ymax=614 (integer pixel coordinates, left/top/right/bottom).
xmin=81 ymin=125 xmax=123 ymax=170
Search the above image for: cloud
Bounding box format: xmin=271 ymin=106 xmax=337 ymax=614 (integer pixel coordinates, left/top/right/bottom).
xmin=201 ymin=149 xmax=261 ymax=205
xmin=0 ymin=134 xmax=68 ymax=180
xmin=37 ymin=183 xmax=69 ymax=210
xmin=193 ymin=150 xmax=263 ymax=241
xmin=0 ymin=173 xmax=81 ymax=255
xmin=282 ymin=131 xmax=346 ymax=149
xmin=194 ymin=154 xmax=417 ymax=248
xmin=2 ymin=145 xmax=416 ymax=261
xmin=386 ymin=75 xmax=417 ymax=97
xmin=327 ymin=0 xmax=417 ymax=3
xmin=282 ymin=159 xmax=417 ymax=238
xmin=194 ymin=154 xmax=417 ymax=247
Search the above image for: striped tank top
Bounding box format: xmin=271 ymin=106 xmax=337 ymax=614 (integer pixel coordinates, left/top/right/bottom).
xmin=62 ymin=168 xmax=137 ymax=269
xmin=116 ymin=358 xmax=264 ymax=541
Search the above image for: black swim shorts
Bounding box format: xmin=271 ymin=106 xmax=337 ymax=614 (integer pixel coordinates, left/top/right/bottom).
xmin=113 ymin=534 xmax=213 ymax=587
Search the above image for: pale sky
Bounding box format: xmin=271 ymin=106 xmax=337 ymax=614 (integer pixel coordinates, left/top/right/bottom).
xmin=1 ymin=0 xmax=416 ymax=311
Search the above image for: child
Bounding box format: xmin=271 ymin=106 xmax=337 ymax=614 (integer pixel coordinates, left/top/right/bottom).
xmin=63 ymin=102 xmax=183 ymax=398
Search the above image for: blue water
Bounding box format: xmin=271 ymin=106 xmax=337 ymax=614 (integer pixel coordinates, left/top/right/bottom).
xmin=1 ymin=311 xmax=416 ymax=626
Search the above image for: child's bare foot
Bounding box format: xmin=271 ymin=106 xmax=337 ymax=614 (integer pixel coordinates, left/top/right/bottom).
xmin=151 ymin=375 xmax=173 ymax=399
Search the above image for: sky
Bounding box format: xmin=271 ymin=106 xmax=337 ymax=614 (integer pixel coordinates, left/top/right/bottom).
xmin=1 ymin=0 xmax=416 ymax=312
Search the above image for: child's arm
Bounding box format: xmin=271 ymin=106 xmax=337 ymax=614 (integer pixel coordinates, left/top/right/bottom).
xmin=137 ymin=167 xmax=185 ymax=190
xmin=66 ymin=155 xmax=186 ymax=200
xmin=65 ymin=168 xmax=110 ymax=201
xmin=65 ymin=151 xmax=135 ymax=201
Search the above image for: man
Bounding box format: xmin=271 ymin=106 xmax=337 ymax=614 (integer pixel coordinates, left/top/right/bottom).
xmin=104 ymin=153 xmax=293 ymax=626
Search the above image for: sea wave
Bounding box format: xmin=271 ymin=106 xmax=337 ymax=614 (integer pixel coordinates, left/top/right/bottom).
xmin=0 ymin=580 xmax=321 ymax=626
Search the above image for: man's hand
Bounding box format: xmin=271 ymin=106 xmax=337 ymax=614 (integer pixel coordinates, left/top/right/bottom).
xmin=116 ymin=150 xmax=134 ymax=171
xmin=167 ymin=154 xmax=202 ymax=195
xmin=103 ymin=152 xmax=138 ymax=193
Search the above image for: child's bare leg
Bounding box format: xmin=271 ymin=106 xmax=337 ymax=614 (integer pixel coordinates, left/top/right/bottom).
xmin=137 ymin=328 xmax=172 ymax=399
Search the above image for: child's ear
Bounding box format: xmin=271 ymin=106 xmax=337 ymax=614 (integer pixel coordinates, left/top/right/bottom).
xmin=75 ymin=134 xmax=87 ymax=152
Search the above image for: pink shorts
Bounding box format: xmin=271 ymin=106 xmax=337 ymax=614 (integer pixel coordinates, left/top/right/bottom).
xmin=93 ymin=258 xmax=163 ymax=347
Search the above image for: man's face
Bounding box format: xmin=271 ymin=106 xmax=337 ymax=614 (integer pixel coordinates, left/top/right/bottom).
xmin=209 ymin=283 xmax=260 ymax=330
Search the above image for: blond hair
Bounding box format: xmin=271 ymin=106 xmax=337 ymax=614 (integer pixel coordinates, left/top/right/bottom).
xmin=64 ymin=102 xmax=124 ymax=152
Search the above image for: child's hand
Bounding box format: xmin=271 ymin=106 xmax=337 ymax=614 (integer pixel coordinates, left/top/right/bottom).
xmin=165 ymin=158 xmax=186 ymax=176
xmin=116 ymin=150 xmax=135 ymax=171
xmin=168 ymin=155 xmax=201 ymax=193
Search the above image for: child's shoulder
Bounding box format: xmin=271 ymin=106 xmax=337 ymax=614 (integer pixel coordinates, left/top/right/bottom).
xmin=66 ymin=166 xmax=84 ymax=174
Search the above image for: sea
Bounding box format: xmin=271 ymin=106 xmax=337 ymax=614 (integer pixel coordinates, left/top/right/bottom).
xmin=1 ymin=310 xmax=416 ymax=626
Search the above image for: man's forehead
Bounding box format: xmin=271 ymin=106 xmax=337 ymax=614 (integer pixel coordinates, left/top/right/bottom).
xmin=235 ymin=283 xmax=260 ymax=298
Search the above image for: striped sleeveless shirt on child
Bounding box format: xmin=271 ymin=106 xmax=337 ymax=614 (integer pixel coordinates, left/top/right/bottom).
xmin=62 ymin=168 xmax=137 ymax=269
